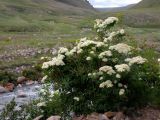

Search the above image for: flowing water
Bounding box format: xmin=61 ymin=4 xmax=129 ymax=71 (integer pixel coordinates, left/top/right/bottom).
xmin=0 ymin=84 xmax=42 ymax=112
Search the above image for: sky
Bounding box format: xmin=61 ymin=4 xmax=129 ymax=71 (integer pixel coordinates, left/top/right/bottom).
xmin=88 ymin=0 xmax=142 ymax=8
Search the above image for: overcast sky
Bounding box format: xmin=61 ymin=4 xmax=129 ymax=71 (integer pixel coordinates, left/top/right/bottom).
xmin=88 ymin=0 xmax=142 ymax=8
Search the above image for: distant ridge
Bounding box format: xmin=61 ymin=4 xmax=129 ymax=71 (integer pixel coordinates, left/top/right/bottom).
xmin=97 ymin=4 xmax=135 ymax=12
xmin=134 ymin=0 xmax=160 ymax=8
xmin=0 ymin=0 xmax=95 ymax=16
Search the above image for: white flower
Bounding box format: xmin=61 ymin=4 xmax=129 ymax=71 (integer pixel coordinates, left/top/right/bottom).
xmin=115 ymin=64 xmax=130 ymax=72
xmin=125 ymin=56 xmax=147 ymax=66
xmin=119 ymin=29 xmax=125 ymax=35
xmin=92 ymin=72 xmax=97 ymax=76
xmin=41 ymin=75 xmax=48 ymax=83
xmin=109 ymin=43 xmax=132 ymax=54
xmin=158 ymin=59 xmax=160 ymax=62
xmin=90 ymin=51 xmax=95 ymax=54
xmin=119 ymin=89 xmax=125 ymax=96
xmin=86 ymin=57 xmax=92 ymax=61
xmin=99 ymin=51 xmax=112 ymax=59
xmin=41 ymin=57 xmax=45 ymax=60
xmin=42 ymin=54 xmax=65 ymax=69
xmin=65 ymin=51 xmax=74 ymax=56
xmin=102 ymin=58 xmax=108 ymax=62
xmin=104 ymin=37 xmax=112 ymax=43
xmin=80 ymin=37 xmax=87 ymax=42
xmin=73 ymin=97 xmax=80 ymax=101
xmin=77 ymin=49 xmax=83 ymax=54
xmin=88 ymin=73 xmax=92 ymax=77
xmin=96 ymin=42 xmax=104 ymax=47
xmin=37 ymin=102 xmax=46 ymax=107
xmin=99 ymin=66 xmax=116 ymax=75
xmin=92 ymin=47 xmax=96 ymax=51
xmin=58 ymin=47 xmax=68 ymax=54
xmin=99 ymin=77 xmax=103 ymax=80
xmin=116 ymin=74 xmax=121 ymax=78
xmin=99 ymin=80 xmax=113 ymax=88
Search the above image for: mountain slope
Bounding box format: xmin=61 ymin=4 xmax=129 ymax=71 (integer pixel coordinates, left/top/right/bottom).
xmin=0 ymin=0 xmax=95 ymax=16
xmin=97 ymin=4 xmax=135 ymax=12
xmin=0 ymin=0 xmax=95 ymax=32
xmin=134 ymin=0 xmax=160 ymax=8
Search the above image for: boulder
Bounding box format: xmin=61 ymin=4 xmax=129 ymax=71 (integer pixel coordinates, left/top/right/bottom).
xmin=47 ymin=116 xmax=61 ymax=120
xmin=17 ymin=76 xmax=27 ymax=84
xmin=104 ymin=112 xmax=117 ymax=119
xmin=87 ymin=112 xmax=99 ymax=120
xmin=26 ymin=80 xmax=34 ymax=85
xmin=0 ymin=86 xmax=9 ymax=93
xmin=113 ymin=112 xmax=125 ymax=120
xmin=4 ymin=83 xmax=15 ymax=91
xmin=17 ymin=90 xmax=27 ymax=98
xmin=100 ymin=114 xmax=110 ymax=120
xmin=72 ymin=115 xmax=86 ymax=120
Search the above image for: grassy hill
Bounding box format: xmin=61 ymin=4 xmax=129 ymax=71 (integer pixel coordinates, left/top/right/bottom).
xmin=0 ymin=0 xmax=95 ymax=32
xmin=98 ymin=0 xmax=160 ymax=28
xmin=134 ymin=0 xmax=160 ymax=8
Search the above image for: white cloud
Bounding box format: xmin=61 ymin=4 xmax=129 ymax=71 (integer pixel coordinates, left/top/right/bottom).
xmin=88 ymin=0 xmax=142 ymax=8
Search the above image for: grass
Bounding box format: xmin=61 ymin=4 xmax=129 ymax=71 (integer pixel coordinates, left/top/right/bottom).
xmin=0 ymin=16 xmax=95 ymax=71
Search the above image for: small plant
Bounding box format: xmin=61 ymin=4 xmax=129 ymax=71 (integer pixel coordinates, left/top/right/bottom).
xmin=0 ymin=99 xmax=42 ymax=120
xmin=22 ymin=63 xmax=43 ymax=81
xmin=0 ymin=71 xmax=17 ymax=85
xmin=41 ymin=17 xmax=160 ymax=115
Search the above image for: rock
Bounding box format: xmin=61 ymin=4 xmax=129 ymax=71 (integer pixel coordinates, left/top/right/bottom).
xmin=0 ymin=86 xmax=9 ymax=93
xmin=17 ymin=76 xmax=27 ymax=84
xmin=4 ymin=83 xmax=15 ymax=91
xmin=33 ymin=115 xmax=43 ymax=120
xmin=100 ymin=114 xmax=110 ymax=120
xmin=72 ymin=115 xmax=86 ymax=120
xmin=104 ymin=112 xmax=117 ymax=119
xmin=87 ymin=112 xmax=99 ymax=120
xmin=17 ymin=84 xmax=22 ymax=88
xmin=46 ymin=116 xmax=61 ymax=120
xmin=17 ymin=90 xmax=27 ymax=98
xmin=26 ymin=80 xmax=34 ymax=85
xmin=113 ymin=112 xmax=125 ymax=120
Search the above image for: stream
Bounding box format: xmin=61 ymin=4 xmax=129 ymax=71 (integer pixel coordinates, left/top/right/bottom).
xmin=0 ymin=84 xmax=42 ymax=112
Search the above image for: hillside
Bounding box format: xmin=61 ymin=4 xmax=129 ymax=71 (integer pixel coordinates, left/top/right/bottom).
xmin=98 ymin=0 xmax=160 ymax=28
xmin=97 ymin=4 xmax=135 ymax=12
xmin=0 ymin=0 xmax=95 ymax=32
xmin=0 ymin=0 xmax=95 ymax=15
xmin=134 ymin=0 xmax=160 ymax=8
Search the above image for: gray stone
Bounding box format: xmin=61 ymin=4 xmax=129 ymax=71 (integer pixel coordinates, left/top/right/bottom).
xmin=0 ymin=86 xmax=9 ymax=93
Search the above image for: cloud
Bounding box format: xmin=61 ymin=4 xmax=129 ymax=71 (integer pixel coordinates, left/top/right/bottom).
xmin=88 ymin=0 xmax=142 ymax=8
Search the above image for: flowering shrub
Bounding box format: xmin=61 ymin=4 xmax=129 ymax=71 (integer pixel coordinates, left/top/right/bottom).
xmin=42 ymin=17 xmax=159 ymax=115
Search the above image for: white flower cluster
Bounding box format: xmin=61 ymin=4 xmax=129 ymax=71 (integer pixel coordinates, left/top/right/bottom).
xmin=104 ymin=29 xmax=125 ymax=43
xmin=58 ymin=47 xmax=68 ymax=54
xmin=94 ymin=17 xmax=118 ymax=32
xmin=41 ymin=75 xmax=48 ymax=83
xmin=99 ymin=51 xmax=112 ymax=59
xmin=42 ymin=54 xmax=65 ymax=69
xmin=99 ymin=80 xmax=113 ymax=88
xmin=119 ymin=89 xmax=125 ymax=96
xmin=73 ymin=97 xmax=80 ymax=101
xmin=109 ymin=43 xmax=132 ymax=54
xmin=99 ymin=66 xmax=116 ymax=75
xmin=37 ymin=102 xmax=46 ymax=107
xmin=115 ymin=64 xmax=130 ymax=73
xmin=125 ymin=56 xmax=147 ymax=66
